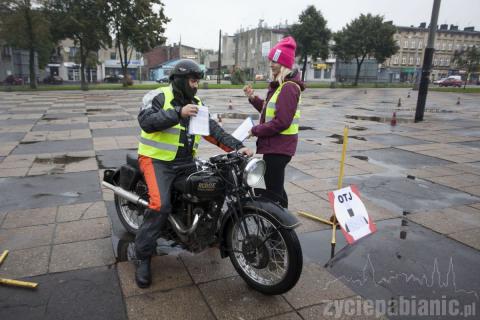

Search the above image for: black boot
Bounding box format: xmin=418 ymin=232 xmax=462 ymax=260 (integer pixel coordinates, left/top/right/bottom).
xmin=135 ymin=257 xmax=152 ymax=288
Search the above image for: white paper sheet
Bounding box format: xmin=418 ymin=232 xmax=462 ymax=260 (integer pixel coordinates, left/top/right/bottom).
xmin=232 ymin=117 xmax=254 ymax=142
xmin=188 ymin=105 xmax=210 ymax=136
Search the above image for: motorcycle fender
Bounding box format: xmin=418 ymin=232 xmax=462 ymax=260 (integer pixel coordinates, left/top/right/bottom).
xmin=218 ymin=196 xmax=301 ymax=258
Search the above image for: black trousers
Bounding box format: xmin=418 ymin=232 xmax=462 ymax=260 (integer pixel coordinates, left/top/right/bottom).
xmin=263 ymin=154 xmax=291 ymax=208
xmin=135 ymin=156 xmax=192 ymax=260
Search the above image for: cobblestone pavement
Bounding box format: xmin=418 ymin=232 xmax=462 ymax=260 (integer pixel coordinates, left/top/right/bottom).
xmin=0 ymin=88 xmax=479 ymax=319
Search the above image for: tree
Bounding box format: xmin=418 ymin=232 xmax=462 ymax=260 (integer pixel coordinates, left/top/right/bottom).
xmin=106 ymin=0 xmax=169 ymax=86
xmin=289 ymin=5 xmax=331 ymax=81
xmin=452 ymin=46 xmax=480 ymax=89
xmin=333 ymin=14 xmax=398 ymax=86
xmin=45 ymin=0 xmax=110 ymax=90
xmin=0 ymin=0 xmax=53 ymax=89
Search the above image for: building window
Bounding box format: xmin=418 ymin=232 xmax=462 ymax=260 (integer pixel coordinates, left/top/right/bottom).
xmin=442 ymin=42 xmax=446 ymax=50
xmin=409 ymin=56 xmax=414 ymax=65
xmin=404 ymin=40 xmax=408 ymax=48
xmin=448 ymin=43 xmax=453 ymax=50
xmin=393 ymin=56 xmax=399 ymax=64
xmin=411 ymin=40 xmax=416 ymax=49
xmin=402 ymin=56 xmax=406 ymax=65
xmin=456 ymin=44 xmax=461 ymax=50
xmin=446 ymin=58 xmax=450 ymax=66
xmin=69 ymin=47 xmax=78 ymax=59
xmin=110 ymin=52 xmax=116 ymax=60
xmin=418 ymin=41 xmax=423 ymax=49
xmin=416 ymin=57 xmax=421 ymax=65
xmin=314 ymin=69 xmax=322 ymax=79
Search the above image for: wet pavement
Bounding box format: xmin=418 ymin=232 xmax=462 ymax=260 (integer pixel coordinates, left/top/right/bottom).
xmin=1 ymin=88 xmax=480 ymax=319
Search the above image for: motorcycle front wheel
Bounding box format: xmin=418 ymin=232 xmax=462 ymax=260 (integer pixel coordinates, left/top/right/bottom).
xmin=226 ymin=209 xmax=303 ymax=295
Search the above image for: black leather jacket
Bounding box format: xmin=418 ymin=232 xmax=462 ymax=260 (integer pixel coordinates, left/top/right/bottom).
xmin=138 ymin=87 xmax=244 ymax=162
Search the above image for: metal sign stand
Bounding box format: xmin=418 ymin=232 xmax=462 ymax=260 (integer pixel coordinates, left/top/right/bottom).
xmin=298 ymin=126 xmax=349 ymax=258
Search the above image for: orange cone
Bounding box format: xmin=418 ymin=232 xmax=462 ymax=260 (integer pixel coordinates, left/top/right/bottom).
xmin=391 ymin=112 xmax=397 ymax=126
xmin=228 ymin=99 xmax=233 ymax=110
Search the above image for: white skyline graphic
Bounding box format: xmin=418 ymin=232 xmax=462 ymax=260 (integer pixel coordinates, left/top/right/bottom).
xmin=323 ymin=255 xmax=479 ymax=301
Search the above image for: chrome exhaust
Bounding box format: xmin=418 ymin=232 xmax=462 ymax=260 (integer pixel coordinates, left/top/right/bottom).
xmin=168 ymin=214 xmax=200 ymax=235
xmin=102 ymin=181 xmax=200 ymax=235
xmin=102 ymin=181 xmax=149 ymax=207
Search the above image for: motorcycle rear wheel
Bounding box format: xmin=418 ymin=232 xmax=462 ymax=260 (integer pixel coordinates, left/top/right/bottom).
xmin=114 ymin=194 xmax=143 ymax=235
xmin=226 ymin=209 xmax=303 ymax=295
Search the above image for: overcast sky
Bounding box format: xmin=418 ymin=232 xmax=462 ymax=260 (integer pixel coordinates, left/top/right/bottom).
xmin=159 ymin=0 xmax=480 ymax=49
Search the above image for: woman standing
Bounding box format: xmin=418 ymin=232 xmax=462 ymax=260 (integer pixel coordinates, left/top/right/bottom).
xmin=244 ymin=36 xmax=305 ymax=208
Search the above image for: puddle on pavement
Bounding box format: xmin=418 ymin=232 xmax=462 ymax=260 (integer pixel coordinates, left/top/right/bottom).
xmin=355 ymin=107 xmax=374 ymax=111
xmin=331 ymin=104 xmax=344 ymax=107
xmin=86 ymin=108 xmax=117 ymax=115
xmin=346 ymin=114 xmax=414 ymax=124
xmin=218 ymin=112 xmax=259 ymax=120
xmin=328 ymin=134 xmax=367 ymax=144
xmin=19 ymin=141 xmax=40 ymax=145
xmin=352 ymin=155 xmax=369 ymax=161
xmin=34 ymin=155 xmax=91 ymax=165
xmin=351 ymin=126 xmax=368 ymax=131
xmin=299 ymin=126 xmax=315 ymax=131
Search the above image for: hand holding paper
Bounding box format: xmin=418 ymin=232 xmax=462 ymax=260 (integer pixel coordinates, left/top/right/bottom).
xmin=232 ymin=117 xmax=255 ymax=142
xmin=188 ymin=105 xmax=210 ymax=136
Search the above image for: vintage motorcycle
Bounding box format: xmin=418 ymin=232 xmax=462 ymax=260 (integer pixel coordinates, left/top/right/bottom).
xmin=102 ymin=152 xmax=303 ymax=295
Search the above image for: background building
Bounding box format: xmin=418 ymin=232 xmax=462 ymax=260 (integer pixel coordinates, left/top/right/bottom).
xmin=383 ymin=23 xmax=480 ymax=82
xmin=143 ymin=43 xmax=201 ymax=81
xmin=222 ymin=21 xmax=288 ymax=80
xmin=0 ymin=41 xmax=39 ymax=84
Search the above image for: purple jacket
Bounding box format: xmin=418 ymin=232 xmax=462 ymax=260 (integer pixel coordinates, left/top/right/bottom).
xmin=249 ymin=71 xmax=305 ymax=157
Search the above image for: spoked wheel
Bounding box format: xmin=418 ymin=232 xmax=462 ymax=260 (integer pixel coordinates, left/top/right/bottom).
xmin=227 ymin=210 xmax=303 ymax=295
xmin=114 ymin=194 xmax=144 ymax=235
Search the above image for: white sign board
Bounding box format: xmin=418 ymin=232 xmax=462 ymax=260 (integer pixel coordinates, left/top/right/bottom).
xmin=328 ymin=185 xmax=376 ymax=244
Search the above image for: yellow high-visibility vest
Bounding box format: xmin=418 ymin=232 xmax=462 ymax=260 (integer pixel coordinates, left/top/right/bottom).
xmin=264 ymin=81 xmax=301 ymax=135
xmin=138 ymin=86 xmax=202 ymax=161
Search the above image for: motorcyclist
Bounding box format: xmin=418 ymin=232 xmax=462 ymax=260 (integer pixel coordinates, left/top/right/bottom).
xmin=135 ymin=59 xmax=252 ymax=288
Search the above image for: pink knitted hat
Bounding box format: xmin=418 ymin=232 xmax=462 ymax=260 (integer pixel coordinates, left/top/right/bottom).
xmin=268 ymin=36 xmax=296 ymax=69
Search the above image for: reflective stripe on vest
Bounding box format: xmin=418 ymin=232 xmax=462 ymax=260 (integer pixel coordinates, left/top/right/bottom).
xmin=265 ymin=81 xmax=301 ymax=135
xmin=138 ymin=86 xmax=202 ymax=161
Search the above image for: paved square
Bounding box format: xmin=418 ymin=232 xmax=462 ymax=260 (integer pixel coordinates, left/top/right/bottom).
xmin=1 ymin=88 xmax=479 ymax=319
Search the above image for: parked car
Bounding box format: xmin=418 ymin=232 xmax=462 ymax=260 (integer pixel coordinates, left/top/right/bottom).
xmin=439 ymin=76 xmax=463 ymax=87
xmin=43 ymin=75 xmax=63 ymax=84
xmin=4 ymin=75 xmax=23 ymax=85
xmin=156 ymin=76 xmax=169 ymax=83
xmin=433 ymin=77 xmax=448 ymax=85
xmin=103 ymin=74 xmax=124 ymax=83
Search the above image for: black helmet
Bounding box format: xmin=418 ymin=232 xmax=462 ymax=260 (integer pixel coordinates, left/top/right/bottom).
xmin=169 ymin=59 xmax=204 ymax=80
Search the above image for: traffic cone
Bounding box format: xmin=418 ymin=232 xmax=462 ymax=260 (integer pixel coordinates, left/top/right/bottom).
xmin=397 ymin=98 xmax=402 ymax=107
xmin=228 ymin=99 xmax=233 ymax=110
xmin=391 ymin=112 xmax=397 ymax=126
xmin=364 ymin=90 xmax=367 ymax=94
xmin=456 ymin=97 xmax=460 ymax=105
xmin=407 ymin=91 xmax=411 ymax=98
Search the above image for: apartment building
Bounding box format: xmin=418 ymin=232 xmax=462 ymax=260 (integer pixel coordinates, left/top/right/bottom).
xmin=383 ymin=23 xmax=480 ymax=82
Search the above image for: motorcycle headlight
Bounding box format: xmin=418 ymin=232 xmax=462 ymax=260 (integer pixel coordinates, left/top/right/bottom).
xmin=243 ymin=158 xmax=266 ymax=187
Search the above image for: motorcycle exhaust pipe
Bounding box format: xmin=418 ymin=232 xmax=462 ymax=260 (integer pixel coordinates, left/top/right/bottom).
xmin=102 ymin=181 xmax=149 ymax=208
xmin=102 ymin=181 xmax=199 ymax=235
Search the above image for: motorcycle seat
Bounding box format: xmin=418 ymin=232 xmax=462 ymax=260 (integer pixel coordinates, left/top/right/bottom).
xmin=126 ymin=153 xmax=139 ymax=169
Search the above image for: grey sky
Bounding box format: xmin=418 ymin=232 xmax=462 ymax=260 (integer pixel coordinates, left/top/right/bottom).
xmin=159 ymin=0 xmax=480 ymax=49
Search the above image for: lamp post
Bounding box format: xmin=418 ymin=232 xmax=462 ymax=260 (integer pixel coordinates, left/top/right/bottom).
xmin=415 ymin=0 xmax=441 ymax=122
